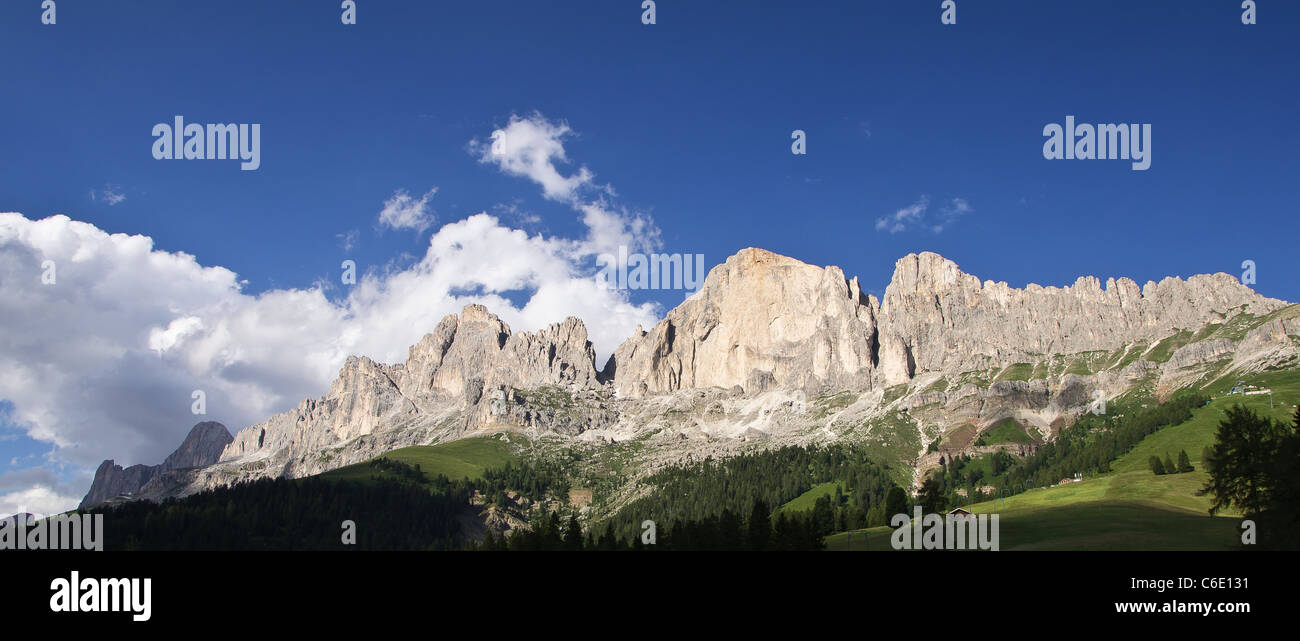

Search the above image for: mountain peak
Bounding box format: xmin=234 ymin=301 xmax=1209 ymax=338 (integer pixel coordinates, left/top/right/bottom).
xmin=160 ymin=422 xmax=233 ymax=472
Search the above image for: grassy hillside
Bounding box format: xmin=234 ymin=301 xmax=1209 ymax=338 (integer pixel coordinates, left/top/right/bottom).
xmin=1112 ymin=393 xmax=1295 ymax=473
xmin=826 ymin=500 xmax=1241 ymax=551
xmin=321 ymin=437 xmax=517 ymax=484
xmin=824 ymin=369 xmax=1300 ymax=550
xmin=775 ymin=481 xmax=844 ymax=516
xmin=827 ymin=469 xmax=1244 ymax=550
xmin=977 ymin=418 xmax=1036 ymax=445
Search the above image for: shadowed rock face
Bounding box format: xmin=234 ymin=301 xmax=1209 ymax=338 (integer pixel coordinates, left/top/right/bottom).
xmin=80 ymin=422 xmax=232 ymax=508
xmin=160 ymin=421 xmax=234 ymax=472
xmin=79 ymin=462 xmax=158 ymax=509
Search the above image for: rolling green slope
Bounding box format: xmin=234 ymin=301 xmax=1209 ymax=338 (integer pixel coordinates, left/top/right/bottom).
xmin=1112 ymin=393 xmax=1295 ymax=473
xmin=825 ymin=370 xmax=1300 ymax=550
xmin=826 ymin=470 xmax=1244 ymax=550
xmin=775 ymin=481 xmax=844 ymax=516
xmin=321 ymin=437 xmax=517 ymax=484
xmin=825 ymin=500 xmax=1241 ymax=551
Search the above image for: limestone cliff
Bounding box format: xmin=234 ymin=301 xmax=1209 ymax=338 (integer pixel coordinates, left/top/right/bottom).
xmin=874 ymin=252 xmax=1285 ymax=384
xmin=100 ymin=249 xmax=1299 ymax=502
xmin=606 ymin=248 xmax=881 ymax=397
xmin=211 ymin=305 xmax=603 ymax=484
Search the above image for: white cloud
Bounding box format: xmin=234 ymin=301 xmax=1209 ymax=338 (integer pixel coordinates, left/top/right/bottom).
xmin=876 ymin=196 xmax=929 ymax=234
xmin=0 ymin=483 xmax=86 ymax=520
xmin=0 ymin=113 xmax=675 ymax=514
xmin=472 ymin=113 xmax=660 ymax=255
xmin=875 ymin=196 xmax=971 ymax=234
xmin=578 ymin=200 xmax=659 ymax=256
xmin=472 ymin=114 xmax=594 ymax=202
xmin=0 ymin=467 xmax=90 ymax=519
xmin=378 ymin=187 xmax=438 ymax=232
xmin=0 ymin=211 xmax=659 ymax=515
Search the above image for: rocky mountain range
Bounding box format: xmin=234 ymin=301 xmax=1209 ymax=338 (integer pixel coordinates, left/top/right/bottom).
xmin=80 ymin=249 xmax=1300 ymax=508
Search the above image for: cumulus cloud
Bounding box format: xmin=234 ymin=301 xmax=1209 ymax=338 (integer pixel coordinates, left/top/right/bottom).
xmin=377 ymin=187 xmax=438 ymax=232
xmin=0 ymin=113 xmax=675 ymax=515
xmin=0 ymin=211 xmax=660 ymax=515
xmin=875 ymin=196 xmax=971 ymax=234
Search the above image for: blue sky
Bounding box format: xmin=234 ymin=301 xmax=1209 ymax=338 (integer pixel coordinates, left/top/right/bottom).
xmin=1 ymin=0 xmax=1298 ymax=513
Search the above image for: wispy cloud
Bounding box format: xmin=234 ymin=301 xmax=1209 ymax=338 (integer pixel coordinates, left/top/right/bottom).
xmin=88 ymin=184 xmax=126 ymax=206
xmin=875 ymin=196 xmax=971 ymax=234
xmin=932 ymin=197 xmax=971 ymax=233
xmin=337 ymin=228 xmax=360 ymax=252
xmin=876 ymin=196 xmax=930 ymax=234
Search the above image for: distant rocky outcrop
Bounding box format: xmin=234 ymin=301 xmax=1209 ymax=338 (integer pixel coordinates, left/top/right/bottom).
xmin=80 ymin=422 xmax=232 ymax=508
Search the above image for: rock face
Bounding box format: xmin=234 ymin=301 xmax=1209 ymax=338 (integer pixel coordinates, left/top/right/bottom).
xmin=160 ymin=421 xmax=234 ymax=471
xmin=96 ymin=248 xmax=1300 ymax=502
xmin=607 ymin=248 xmax=881 ymax=397
xmin=606 ymin=249 xmax=1287 ymax=394
xmin=214 ymin=305 xmax=602 ymax=483
xmin=80 ymin=422 xmax=232 ymax=508
xmin=873 ymin=252 xmax=1283 ymax=383
xmin=80 ymin=462 xmax=159 ymax=509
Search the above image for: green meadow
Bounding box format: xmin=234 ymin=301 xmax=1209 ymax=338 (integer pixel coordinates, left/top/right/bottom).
xmin=826 ymin=370 xmax=1300 ymax=551
xmin=775 ymin=481 xmax=845 ymax=516
xmin=320 ymin=437 xmax=517 ymax=484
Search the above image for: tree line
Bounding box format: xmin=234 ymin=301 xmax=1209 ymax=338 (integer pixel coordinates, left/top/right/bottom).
xmin=85 ymin=459 xmax=471 ymax=550
xmin=600 ymin=444 xmax=900 ymax=543
xmin=477 ymin=498 xmax=826 ymax=551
